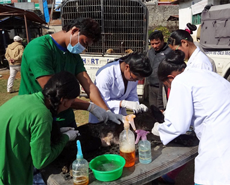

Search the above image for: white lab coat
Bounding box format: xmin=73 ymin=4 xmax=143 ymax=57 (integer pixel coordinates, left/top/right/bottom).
xmin=187 ymin=47 xmax=213 ymax=71
xmin=88 ymin=60 xmax=138 ymax=123
xmin=159 ymin=68 xmax=230 ymax=185
xmin=194 ymin=43 xmax=217 ymax=72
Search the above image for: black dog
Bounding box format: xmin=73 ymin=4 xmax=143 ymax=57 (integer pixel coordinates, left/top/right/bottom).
xmin=59 ymin=105 xmax=198 ymax=174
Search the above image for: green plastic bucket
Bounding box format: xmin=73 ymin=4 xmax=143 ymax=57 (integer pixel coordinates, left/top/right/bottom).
xmin=89 ymin=154 xmax=125 ymax=182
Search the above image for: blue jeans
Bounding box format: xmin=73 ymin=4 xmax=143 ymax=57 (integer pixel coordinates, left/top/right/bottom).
xmin=33 ymin=168 xmax=45 ymax=185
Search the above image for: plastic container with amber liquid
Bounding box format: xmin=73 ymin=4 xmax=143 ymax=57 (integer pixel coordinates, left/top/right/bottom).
xmin=72 ymin=140 xmax=89 ymax=185
xmin=119 ymin=116 xmax=136 ymax=167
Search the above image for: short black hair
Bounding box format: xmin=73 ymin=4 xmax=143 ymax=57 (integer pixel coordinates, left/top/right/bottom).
xmin=120 ymin=52 xmax=152 ymax=77
xmin=62 ymin=18 xmax=101 ymax=42
xmin=158 ymin=50 xmax=186 ymax=82
xmin=149 ymin=30 xmax=164 ymax=41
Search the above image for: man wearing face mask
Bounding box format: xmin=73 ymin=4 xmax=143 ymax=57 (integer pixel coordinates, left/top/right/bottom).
xmin=19 ymin=18 xmax=123 ymax=128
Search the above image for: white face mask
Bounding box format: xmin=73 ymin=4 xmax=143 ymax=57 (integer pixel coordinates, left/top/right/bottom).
xmin=67 ymin=33 xmax=85 ymax=54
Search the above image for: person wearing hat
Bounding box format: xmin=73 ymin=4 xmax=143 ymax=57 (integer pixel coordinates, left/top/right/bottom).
xmin=5 ymin=35 xmax=24 ymax=93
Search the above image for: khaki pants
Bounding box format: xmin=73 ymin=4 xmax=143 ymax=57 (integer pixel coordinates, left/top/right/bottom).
xmin=7 ymin=65 xmax=21 ymax=92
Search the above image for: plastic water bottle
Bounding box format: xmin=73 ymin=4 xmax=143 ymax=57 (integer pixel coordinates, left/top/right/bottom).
xmin=138 ymin=139 xmax=152 ymax=164
xmin=72 ymin=140 xmax=89 ymax=185
xmin=119 ymin=116 xmax=136 ymax=167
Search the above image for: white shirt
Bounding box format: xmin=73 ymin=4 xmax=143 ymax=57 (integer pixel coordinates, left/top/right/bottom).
xmin=187 ymin=47 xmax=213 ymax=71
xmin=194 ymin=43 xmax=217 ymax=72
xmin=159 ymin=68 xmax=230 ymax=185
xmin=88 ymin=60 xmax=138 ymax=123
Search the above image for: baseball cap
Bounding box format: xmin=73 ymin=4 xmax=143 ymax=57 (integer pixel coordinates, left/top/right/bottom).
xmin=14 ymin=36 xmax=23 ymax=42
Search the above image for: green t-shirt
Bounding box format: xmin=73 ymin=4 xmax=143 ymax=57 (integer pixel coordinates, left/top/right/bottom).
xmin=19 ymin=35 xmax=86 ymax=126
xmin=0 ymin=92 xmax=69 ymax=185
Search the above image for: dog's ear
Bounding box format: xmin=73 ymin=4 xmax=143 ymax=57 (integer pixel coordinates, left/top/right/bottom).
xmin=149 ymin=105 xmax=164 ymax=123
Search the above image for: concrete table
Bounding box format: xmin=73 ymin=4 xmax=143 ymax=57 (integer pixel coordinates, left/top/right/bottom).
xmin=42 ymin=142 xmax=198 ymax=185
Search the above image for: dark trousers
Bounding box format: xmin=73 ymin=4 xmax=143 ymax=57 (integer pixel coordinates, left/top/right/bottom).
xmin=143 ymin=84 xmax=159 ymax=107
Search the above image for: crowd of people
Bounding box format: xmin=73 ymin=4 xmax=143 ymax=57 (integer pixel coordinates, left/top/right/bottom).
xmin=1 ymin=18 xmax=230 ymax=185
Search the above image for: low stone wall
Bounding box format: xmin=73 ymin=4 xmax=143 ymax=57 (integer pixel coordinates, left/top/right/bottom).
xmin=146 ymin=2 xmax=179 ymax=32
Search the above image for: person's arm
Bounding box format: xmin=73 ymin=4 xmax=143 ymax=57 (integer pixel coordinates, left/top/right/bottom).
xmin=13 ymin=45 xmax=24 ymax=61
xmin=93 ymin=70 xmax=121 ymax=111
xmin=37 ymin=69 xmax=122 ymax=124
xmin=37 ymin=75 xmax=91 ymax=110
xmin=75 ymin=71 xmax=109 ymax=110
xmin=30 ymin=119 xmax=69 ymax=169
xmin=158 ymin=80 xmax=193 ymax=145
xmin=37 ymin=75 xmax=52 ymax=89
xmin=5 ymin=48 xmax=10 ymax=62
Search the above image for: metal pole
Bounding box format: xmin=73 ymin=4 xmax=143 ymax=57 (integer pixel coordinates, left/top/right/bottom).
xmin=101 ymin=0 xmax=105 ymax=56
xmin=49 ymin=0 xmax=56 ymax=25
xmin=24 ymin=14 xmax=29 ymax=44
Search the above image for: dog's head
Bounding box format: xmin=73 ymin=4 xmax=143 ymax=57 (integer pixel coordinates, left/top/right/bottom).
xmin=134 ymin=105 xmax=164 ymax=131
xmin=106 ymin=48 xmax=115 ymax=54
xmin=125 ymin=49 xmax=133 ymax=54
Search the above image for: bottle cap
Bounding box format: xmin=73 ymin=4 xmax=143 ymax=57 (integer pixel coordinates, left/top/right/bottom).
xmin=135 ymin=130 xmax=150 ymax=144
xmin=76 ymin=140 xmax=83 ymax=159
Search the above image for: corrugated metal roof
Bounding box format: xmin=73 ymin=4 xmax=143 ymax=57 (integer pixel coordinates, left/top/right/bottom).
xmin=0 ymin=4 xmax=46 ymax=24
xmin=0 ymin=16 xmax=42 ymax=29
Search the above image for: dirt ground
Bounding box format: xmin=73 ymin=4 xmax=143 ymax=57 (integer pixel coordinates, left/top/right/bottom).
xmin=0 ymin=68 xmax=21 ymax=79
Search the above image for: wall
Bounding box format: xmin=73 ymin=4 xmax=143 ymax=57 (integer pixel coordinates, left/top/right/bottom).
xmin=179 ymin=2 xmax=192 ymax=29
xmin=14 ymin=2 xmax=35 ymax=10
xmin=146 ymin=2 xmax=179 ymax=31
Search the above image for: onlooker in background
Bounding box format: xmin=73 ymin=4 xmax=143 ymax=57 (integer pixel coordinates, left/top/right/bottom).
xmin=89 ymin=52 xmax=152 ymax=123
xmin=19 ymin=18 xmax=123 ymax=128
xmin=5 ymin=35 xmax=24 ymax=93
xmin=143 ymin=30 xmax=172 ymax=107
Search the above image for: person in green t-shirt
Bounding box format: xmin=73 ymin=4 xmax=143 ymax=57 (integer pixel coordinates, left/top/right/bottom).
xmin=19 ymin=18 xmax=123 ymax=127
xmin=0 ymin=71 xmax=80 ymax=185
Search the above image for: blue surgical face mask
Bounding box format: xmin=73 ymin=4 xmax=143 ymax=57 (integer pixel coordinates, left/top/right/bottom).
xmin=67 ymin=33 xmax=85 ymax=54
